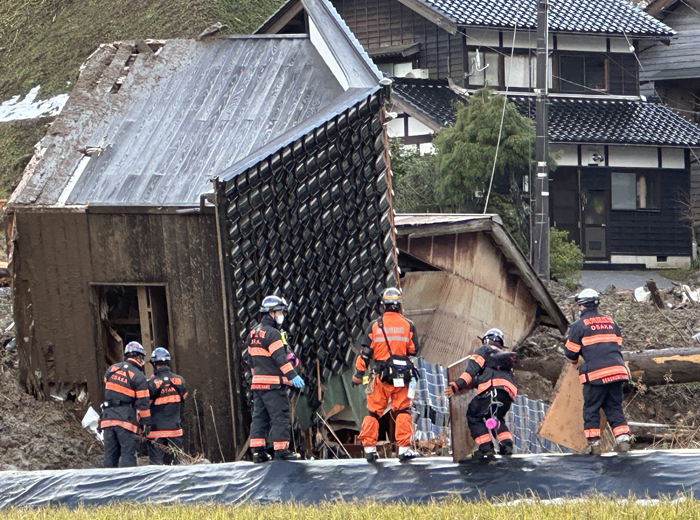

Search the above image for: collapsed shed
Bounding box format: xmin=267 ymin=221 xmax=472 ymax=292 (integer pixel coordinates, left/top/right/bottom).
xmin=395 ymin=214 xmax=567 ymax=362
xmin=6 ymin=0 xmax=396 ymax=461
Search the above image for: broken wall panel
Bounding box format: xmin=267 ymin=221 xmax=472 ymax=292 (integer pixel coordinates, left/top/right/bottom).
xmin=13 ymin=211 xmax=233 ymax=462
xmin=220 ymin=90 xmax=396 ymax=420
xmin=400 ymin=231 xmax=539 ymax=366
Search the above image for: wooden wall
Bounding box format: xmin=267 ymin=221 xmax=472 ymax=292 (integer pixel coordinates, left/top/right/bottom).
xmin=13 ymin=210 xmax=234 ymax=462
xmin=332 ymin=0 xmax=465 ymax=82
xmin=639 ymin=3 xmax=700 ymax=93
xmin=399 ymin=231 xmax=538 ymax=365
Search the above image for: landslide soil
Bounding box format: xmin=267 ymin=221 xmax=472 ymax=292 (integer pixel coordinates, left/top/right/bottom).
xmin=517 ymin=279 xmax=700 ymax=432
xmin=0 ymin=287 xmax=104 ymax=470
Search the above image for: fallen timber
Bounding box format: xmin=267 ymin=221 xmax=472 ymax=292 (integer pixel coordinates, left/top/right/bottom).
xmin=516 ymin=347 xmax=700 ymax=386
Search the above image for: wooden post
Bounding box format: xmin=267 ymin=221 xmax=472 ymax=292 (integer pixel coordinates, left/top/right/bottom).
xmin=646 ymin=280 xmax=665 ymax=309
xmin=447 ymin=357 xmax=477 ymax=462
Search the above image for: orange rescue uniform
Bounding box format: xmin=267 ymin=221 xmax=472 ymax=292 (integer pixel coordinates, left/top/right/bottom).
xmin=353 ymin=311 xmax=419 ymax=448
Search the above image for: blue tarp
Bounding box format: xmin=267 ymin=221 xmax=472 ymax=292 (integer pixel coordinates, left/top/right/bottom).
xmin=1 ymin=451 xmax=699 ymax=508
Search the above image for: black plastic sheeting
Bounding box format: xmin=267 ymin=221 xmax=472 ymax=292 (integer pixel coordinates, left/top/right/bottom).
xmin=1 ymin=451 xmax=699 ymax=508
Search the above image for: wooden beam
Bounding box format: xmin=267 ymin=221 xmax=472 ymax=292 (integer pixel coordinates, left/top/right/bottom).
xmin=447 ymin=357 xmax=477 ymax=462
xmin=392 ymin=97 xmax=443 ymax=133
xmin=262 ymin=1 xmax=304 ymax=34
xmin=517 ymin=347 xmax=700 ymax=386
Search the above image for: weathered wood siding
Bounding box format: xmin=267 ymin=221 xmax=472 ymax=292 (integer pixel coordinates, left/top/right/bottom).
xmin=639 ymin=4 xmax=700 ymax=89
xmin=332 ymin=0 xmax=465 ymax=82
xmin=13 ymin=211 xmax=234 ymax=462
xmin=399 ymin=231 xmax=538 ymax=365
xmin=606 ymin=169 xmax=692 ymax=256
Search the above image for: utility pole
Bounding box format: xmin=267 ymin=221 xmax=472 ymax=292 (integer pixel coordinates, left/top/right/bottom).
xmin=532 ymin=0 xmax=550 ymax=280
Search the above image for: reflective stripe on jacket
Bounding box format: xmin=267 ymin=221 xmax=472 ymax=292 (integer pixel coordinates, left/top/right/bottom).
xmin=245 ymin=315 xmax=299 ymax=390
xmin=147 ymin=367 xmax=188 ymax=438
xmin=101 ymin=359 xmax=151 ymax=432
xmin=453 ymin=343 xmax=518 ymax=399
xmin=564 ymin=309 xmax=628 ymax=385
xmin=355 ymin=312 xmax=419 ymax=373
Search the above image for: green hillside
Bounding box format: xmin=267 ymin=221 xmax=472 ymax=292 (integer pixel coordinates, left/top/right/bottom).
xmin=0 ymin=0 xmax=284 ymax=198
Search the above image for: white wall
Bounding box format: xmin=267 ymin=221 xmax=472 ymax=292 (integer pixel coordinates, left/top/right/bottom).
xmin=662 ymin=148 xmax=685 ymax=169
xmin=550 ymin=144 xmax=578 ymax=166
xmin=557 ymin=35 xmax=607 ymax=52
xmin=608 ymin=146 xmax=658 ymax=168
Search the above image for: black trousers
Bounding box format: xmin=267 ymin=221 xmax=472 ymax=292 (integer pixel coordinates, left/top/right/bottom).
xmin=583 ymin=381 xmax=628 ymax=440
xmin=250 ymin=388 xmax=291 ymax=452
xmin=103 ymin=426 xmax=138 ymax=468
xmin=467 ymin=389 xmax=513 ymax=453
xmin=148 ymin=436 xmax=184 ymax=465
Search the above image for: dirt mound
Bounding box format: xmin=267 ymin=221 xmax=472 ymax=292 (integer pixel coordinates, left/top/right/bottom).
xmin=517 ymin=279 xmax=700 ymax=434
xmin=0 ymin=288 xmax=103 ymax=471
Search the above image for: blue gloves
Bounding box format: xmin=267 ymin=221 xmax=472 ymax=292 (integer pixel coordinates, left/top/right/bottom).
xmin=291 ymin=376 xmax=305 ymax=388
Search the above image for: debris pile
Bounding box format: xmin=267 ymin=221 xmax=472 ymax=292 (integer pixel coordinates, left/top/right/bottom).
xmin=517 ymin=278 xmax=700 ymax=442
xmin=0 ymin=288 xmax=103 ymax=470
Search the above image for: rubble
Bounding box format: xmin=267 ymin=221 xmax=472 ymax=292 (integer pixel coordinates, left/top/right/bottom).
xmin=518 ymin=278 xmax=700 ymax=443
xmin=0 ymin=288 xmax=103 ymax=470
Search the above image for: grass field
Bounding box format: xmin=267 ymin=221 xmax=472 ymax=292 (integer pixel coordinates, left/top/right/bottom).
xmin=0 ymin=0 xmax=283 ymax=199
xmin=1 ymin=498 xmax=700 ymax=520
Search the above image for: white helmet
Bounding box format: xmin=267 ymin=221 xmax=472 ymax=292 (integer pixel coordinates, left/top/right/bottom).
xmin=482 ymin=328 xmax=504 ymax=345
xmin=575 ymin=288 xmax=600 ymax=308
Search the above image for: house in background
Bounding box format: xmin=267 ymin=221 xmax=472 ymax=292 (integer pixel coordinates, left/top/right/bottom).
xmin=640 ymin=0 xmax=700 ymax=227
xmin=260 ymin=0 xmax=700 ymax=268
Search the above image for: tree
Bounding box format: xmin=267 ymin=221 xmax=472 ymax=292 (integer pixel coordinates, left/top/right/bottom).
xmin=431 ymin=87 xmax=537 ymax=250
xmin=432 ymin=87 xmax=533 ymax=213
xmin=390 ymin=139 xmax=449 ymax=213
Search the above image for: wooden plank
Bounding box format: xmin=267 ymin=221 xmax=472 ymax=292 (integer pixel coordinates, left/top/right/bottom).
xmin=538 ymin=362 xmax=589 ymax=452
xmin=447 ymin=356 xmax=477 ymax=462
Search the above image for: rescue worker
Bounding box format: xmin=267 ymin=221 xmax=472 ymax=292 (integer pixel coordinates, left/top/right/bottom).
xmin=101 ymin=342 xmax=151 ymax=468
xmin=147 ymin=347 xmax=188 ymax=465
xmin=565 ymin=288 xmax=631 ymax=454
xmin=246 ymin=295 xmax=305 ymax=463
xmin=352 ymin=287 xmax=420 ymax=462
xmin=445 ymin=329 xmax=518 ymax=459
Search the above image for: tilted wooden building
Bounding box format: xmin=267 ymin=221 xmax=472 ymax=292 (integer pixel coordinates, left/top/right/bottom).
xmin=6 ymin=0 xmax=395 ymax=461
xmin=395 ymin=214 xmax=567 ymax=365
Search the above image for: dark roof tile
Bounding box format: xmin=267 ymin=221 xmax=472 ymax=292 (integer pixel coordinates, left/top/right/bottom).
xmin=392 ymin=80 xmax=700 ymax=146
xmin=417 ymin=0 xmax=674 ymax=37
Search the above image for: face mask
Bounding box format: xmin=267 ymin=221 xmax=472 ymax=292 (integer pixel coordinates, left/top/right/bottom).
xmin=275 ymin=313 xmax=285 ymax=325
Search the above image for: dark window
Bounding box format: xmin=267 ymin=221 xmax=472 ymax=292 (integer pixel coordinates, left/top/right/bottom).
xmin=558 ymin=54 xmax=638 ymax=95
xmin=611 ymin=172 xmax=660 ymax=210
xmin=559 ymin=55 xmax=606 ymax=93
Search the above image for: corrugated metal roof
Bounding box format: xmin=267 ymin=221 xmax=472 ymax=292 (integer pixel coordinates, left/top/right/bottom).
xmin=13 ymin=36 xmax=367 ymax=207
xmin=395 ymin=213 xmax=504 ymax=228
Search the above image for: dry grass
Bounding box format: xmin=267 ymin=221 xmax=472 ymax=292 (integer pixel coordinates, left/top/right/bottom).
xmin=2 ymin=497 xmax=700 ymax=520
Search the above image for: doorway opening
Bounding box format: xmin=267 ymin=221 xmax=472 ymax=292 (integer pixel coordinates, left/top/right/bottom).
xmin=94 ymin=285 xmax=170 ymax=381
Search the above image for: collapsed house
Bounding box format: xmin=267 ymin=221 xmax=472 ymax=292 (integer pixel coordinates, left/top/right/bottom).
xmin=259 ymin=0 xmax=700 ymax=268
xmin=396 ymin=214 xmax=567 ymax=363
xmin=7 ymin=0 xmax=570 ymax=461
xmin=6 ymin=0 xmax=396 ymax=461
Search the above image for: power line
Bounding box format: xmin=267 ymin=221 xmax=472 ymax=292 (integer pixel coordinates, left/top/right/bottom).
xmin=483 ymin=9 xmax=524 ymax=214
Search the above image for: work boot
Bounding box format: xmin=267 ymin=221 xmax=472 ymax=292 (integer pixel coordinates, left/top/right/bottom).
xmin=274 ymin=449 xmax=301 ymax=461
xmin=364 ymin=447 xmax=379 ymax=463
xmin=583 ymin=440 xmax=602 ymax=455
xmin=499 ymin=442 xmax=514 ymax=456
xmin=472 ymin=447 xmax=495 ymax=460
xmin=616 ymin=435 xmax=631 ymax=453
xmin=398 ymin=447 xmax=419 ymax=462
xmin=252 ymin=450 xmax=271 ymax=464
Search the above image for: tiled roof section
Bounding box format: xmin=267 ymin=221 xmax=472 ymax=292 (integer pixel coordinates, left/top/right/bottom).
xmin=418 ymin=0 xmax=675 ymax=37
xmin=511 ymin=97 xmax=700 ymax=146
xmin=391 ymin=78 xmax=465 ymax=126
xmin=392 ymin=80 xmax=700 ymax=146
